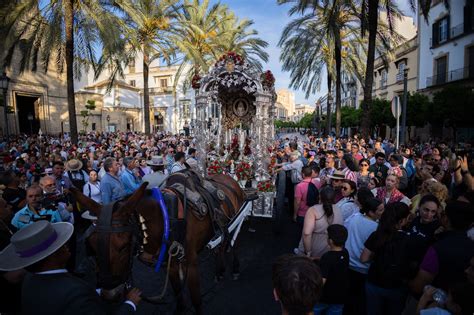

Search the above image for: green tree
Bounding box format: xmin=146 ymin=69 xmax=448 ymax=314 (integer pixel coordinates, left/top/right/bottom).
xmin=428 ymin=85 xmax=474 ymax=138
xmin=340 ymin=106 xmax=361 ymax=128
xmin=279 ymin=0 xmax=366 ymax=137
xmin=80 ymin=100 xmax=96 ymax=133
xmin=1 ymin=1 xmax=122 ymax=143
xmin=110 ymin=0 xmax=180 ymax=135
xmin=299 ymin=112 xmax=315 ymax=129
xmin=370 ymin=98 xmax=395 ymax=132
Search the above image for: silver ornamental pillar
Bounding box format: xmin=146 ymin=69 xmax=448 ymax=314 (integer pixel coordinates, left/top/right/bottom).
xmin=195 ymin=93 xmax=208 ymax=176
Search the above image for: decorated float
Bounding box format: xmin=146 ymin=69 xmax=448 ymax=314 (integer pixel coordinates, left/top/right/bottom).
xmin=192 ymin=52 xmax=277 ymax=217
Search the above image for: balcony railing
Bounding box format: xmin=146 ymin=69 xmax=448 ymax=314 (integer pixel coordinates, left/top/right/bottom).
xmin=426 ymin=66 xmax=474 ymax=87
xmin=430 ymin=22 xmax=473 ymax=47
xmin=148 ymin=86 xmax=173 ymax=93
xmin=379 ymin=79 xmax=387 ymax=90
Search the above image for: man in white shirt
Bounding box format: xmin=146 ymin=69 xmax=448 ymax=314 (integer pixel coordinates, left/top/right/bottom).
xmin=170 ymin=152 xmax=186 ymax=174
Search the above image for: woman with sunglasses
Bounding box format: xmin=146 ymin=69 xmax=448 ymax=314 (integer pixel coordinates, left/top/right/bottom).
xmin=336 ymin=179 xmax=360 ymax=225
xmin=357 ymin=158 xmax=372 ymax=188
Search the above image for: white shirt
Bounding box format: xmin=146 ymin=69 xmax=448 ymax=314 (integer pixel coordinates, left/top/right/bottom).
xmin=83 ymin=181 xmax=102 ymax=204
xmin=170 ymin=162 xmax=185 ymax=174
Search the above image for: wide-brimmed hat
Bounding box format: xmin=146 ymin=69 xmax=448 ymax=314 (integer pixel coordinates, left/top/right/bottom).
xmin=81 ymin=210 xmax=98 ymax=221
xmin=0 ymin=221 xmax=74 ymax=271
xmin=328 ymin=170 xmax=345 ymax=180
xmin=147 ymin=155 xmax=165 ymax=166
xmin=65 ymin=159 xmax=83 ymax=172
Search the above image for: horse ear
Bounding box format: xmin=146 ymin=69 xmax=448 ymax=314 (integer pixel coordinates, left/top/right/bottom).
xmin=69 ymin=186 xmax=102 ymax=217
xmin=120 ymin=182 xmax=148 ymax=215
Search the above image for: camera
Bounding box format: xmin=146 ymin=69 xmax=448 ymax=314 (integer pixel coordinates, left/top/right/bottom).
xmin=41 ymin=192 xmax=68 ymax=211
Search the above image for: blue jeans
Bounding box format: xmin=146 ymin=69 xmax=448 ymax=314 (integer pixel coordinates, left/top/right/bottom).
xmin=313 ymin=303 xmax=344 ymax=315
xmin=365 ymin=281 xmax=407 ymax=315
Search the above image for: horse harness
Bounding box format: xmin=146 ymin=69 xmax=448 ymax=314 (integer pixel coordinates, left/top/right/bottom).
xmin=94 ymin=201 xmax=136 ymax=290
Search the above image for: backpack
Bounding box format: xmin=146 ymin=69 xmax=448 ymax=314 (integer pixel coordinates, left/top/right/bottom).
xmin=306 ymin=182 xmax=319 ymax=207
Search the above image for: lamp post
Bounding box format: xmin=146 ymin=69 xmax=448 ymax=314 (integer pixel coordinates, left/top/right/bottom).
xmin=401 ymin=67 xmax=409 ymax=145
xmin=0 ymin=72 xmax=10 ymax=138
xmin=106 ymin=114 xmax=110 ymax=132
xmin=27 ymin=113 xmax=34 ymax=134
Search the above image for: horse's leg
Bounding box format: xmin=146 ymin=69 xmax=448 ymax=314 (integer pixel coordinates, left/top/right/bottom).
xmin=186 ymin=252 xmax=203 ymax=315
xmin=231 ymin=245 xmax=240 ymax=280
xmin=215 ymin=246 xmax=225 ymax=281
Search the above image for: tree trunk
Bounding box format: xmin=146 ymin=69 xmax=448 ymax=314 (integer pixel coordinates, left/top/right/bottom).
xmin=64 ymin=0 xmax=78 ymax=144
xmin=326 ymin=74 xmax=332 ymax=135
xmin=143 ymin=47 xmax=151 ymax=134
xmin=335 ymin=33 xmax=342 ymax=138
xmin=360 ymin=0 xmax=379 ymax=139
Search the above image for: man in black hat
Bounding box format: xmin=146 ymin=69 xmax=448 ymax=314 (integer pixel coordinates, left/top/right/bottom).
xmin=0 ymin=221 xmax=141 ymax=314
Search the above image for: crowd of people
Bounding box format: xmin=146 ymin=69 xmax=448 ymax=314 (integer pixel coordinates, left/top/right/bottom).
xmin=0 ymin=131 xmax=473 ymax=314
xmin=272 ymin=134 xmax=474 ymax=315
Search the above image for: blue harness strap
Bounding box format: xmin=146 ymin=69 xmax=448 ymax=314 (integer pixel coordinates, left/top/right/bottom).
xmin=151 ymin=187 xmax=170 ymax=273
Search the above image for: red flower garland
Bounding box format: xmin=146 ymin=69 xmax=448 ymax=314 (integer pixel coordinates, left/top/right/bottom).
xmin=207 ymin=160 xmax=224 ymax=175
xmin=236 ymin=161 xmax=252 ymax=180
xmin=261 ymin=70 xmax=275 ymax=88
xmin=257 ymin=180 xmax=275 ymax=192
xmin=215 ymin=51 xmax=244 ymax=67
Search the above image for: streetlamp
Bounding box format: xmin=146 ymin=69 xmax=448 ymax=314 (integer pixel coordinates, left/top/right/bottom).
xmin=401 ymin=67 xmax=409 ymax=145
xmin=0 ymin=72 xmax=10 ymax=137
xmin=106 ymin=114 xmax=110 ymax=131
xmin=27 ymin=113 xmax=34 ymax=134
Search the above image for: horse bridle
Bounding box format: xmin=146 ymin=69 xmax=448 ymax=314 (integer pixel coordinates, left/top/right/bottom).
xmin=94 ymin=200 xmax=136 ymax=290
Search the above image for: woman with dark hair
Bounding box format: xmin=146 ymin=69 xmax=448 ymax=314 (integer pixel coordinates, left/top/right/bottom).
xmin=345 ymin=197 xmax=384 ymax=315
xmin=357 ymin=158 xmax=372 ymax=188
xmin=298 ymin=186 xmax=343 ymax=259
xmin=336 ymin=179 xmax=359 ymax=224
xmin=360 ymin=202 xmax=412 ymax=315
xmin=408 ymin=194 xmax=441 ymax=244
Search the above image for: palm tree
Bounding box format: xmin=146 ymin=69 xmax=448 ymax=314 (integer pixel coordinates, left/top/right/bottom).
xmin=0 ymin=1 xmax=122 ymax=144
xmin=173 ymin=0 xmax=269 ymax=89
xmin=279 ymin=0 xmax=365 ymax=136
xmin=111 ymin=0 xmax=180 ymax=134
xmin=214 ymin=11 xmax=269 ymax=70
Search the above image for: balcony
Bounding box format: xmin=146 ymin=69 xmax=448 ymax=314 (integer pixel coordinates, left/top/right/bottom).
xmin=148 ymin=86 xmax=173 ymax=94
xmin=426 ymin=67 xmax=474 ymax=87
xmin=396 ymin=73 xmax=404 ymax=83
xmin=379 ymin=79 xmax=387 ymax=90
xmin=431 ymin=22 xmax=474 ymax=48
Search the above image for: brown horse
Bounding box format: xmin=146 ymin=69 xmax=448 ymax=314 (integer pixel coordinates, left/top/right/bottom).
xmin=72 ymin=173 xmax=245 ymax=314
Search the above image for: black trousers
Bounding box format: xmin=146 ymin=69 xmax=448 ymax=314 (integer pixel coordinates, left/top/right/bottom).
xmin=344 ymin=269 xmax=368 ymax=315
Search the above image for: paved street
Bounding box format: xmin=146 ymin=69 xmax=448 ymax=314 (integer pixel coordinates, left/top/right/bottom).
xmin=133 ymin=213 xmax=299 ymax=315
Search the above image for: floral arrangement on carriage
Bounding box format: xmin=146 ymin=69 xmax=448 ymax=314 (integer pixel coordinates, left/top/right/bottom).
xmin=215 ymin=51 xmax=244 ymax=68
xmin=267 ymin=155 xmax=278 ymax=176
xmin=236 ymin=160 xmax=252 ymax=187
xmin=253 ymin=179 xmax=276 ymax=217
xmin=207 ymin=160 xmax=224 ymax=176
xmin=261 ymin=70 xmax=275 ymax=89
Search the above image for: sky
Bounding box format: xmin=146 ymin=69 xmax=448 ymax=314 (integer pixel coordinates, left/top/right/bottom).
xmin=213 ymin=0 xmax=416 ymax=106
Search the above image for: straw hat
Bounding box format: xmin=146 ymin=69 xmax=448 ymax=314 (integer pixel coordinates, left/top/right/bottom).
xmin=0 ymin=221 xmax=73 ymax=271
xmin=146 ymin=155 xmax=165 ymax=166
xmin=65 ymin=159 xmax=83 ymax=172
xmin=328 ymin=170 xmax=346 ymax=180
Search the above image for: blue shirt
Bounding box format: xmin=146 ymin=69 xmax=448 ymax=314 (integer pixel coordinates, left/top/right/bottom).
xmin=11 ymin=205 xmax=64 ymax=230
xmin=120 ymin=169 xmax=141 ymax=195
xmin=101 ymin=172 xmax=126 ymax=204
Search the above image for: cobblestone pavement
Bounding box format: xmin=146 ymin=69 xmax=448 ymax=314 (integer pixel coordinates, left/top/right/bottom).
xmin=133 ymin=213 xmax=299 ymax=315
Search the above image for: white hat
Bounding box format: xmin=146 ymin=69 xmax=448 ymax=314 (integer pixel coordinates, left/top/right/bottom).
xmin=0 ymin=221 xmax=73 ymax=271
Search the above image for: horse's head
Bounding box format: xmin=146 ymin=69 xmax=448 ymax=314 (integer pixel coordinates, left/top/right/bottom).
xmin=72 ymin=183 xmax=163 ymax=299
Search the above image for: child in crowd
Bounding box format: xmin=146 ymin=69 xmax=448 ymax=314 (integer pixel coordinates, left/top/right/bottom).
xmin=314 ymin=224 xmax=350 ymax=315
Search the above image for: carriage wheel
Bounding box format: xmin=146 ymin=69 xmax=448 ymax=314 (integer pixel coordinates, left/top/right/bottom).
xmin=272 ymin=170 xmax=287 ymax=234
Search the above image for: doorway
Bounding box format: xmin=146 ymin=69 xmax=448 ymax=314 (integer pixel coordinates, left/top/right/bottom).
xmin=16 ymin=95 xmax=41 ymax=134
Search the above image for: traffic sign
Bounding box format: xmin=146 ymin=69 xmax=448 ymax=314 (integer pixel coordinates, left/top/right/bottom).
xmin=391 ymin=96 xmax=401 ymax=118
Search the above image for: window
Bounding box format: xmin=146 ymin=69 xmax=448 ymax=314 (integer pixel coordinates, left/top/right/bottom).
xmin=439 ymin=18 xmax=448 ymax=43
xmin=129 ymin=80 xmax=136 ymax=87
xmin=160 ymin=78 xmax=168 ymax=88
xmin=396 ymin=61 xmax=406 ymax=82
xmin=380 ymin=69 xmax=387 ymax=89
xmin=435 ymin=56 xmax=448 ymax=85
xmin=129 ymin=58 xmax=135 ymax=73
xmin=92 ymin=123 xmax=96 ymax=131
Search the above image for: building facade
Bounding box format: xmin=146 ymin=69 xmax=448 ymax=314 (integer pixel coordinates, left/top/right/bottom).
xmin=417 ymin=0 xmax=474 ymax=93
xmin=292 ymin=103 xmax=315 ymax=122
xmin=358 ymin=36 xmax=419 ymax=103
xmin=276 ymin=89 xmax=295 ymax=120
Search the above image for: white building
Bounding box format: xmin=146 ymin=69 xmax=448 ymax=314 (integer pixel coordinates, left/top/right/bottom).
xmin=75 ymin=54 xmax=194 ymax=134
xmin=292 ymin=103 xmax=315 ymax=122
xmin=417 ymin=0 xmax=474 ymax=91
